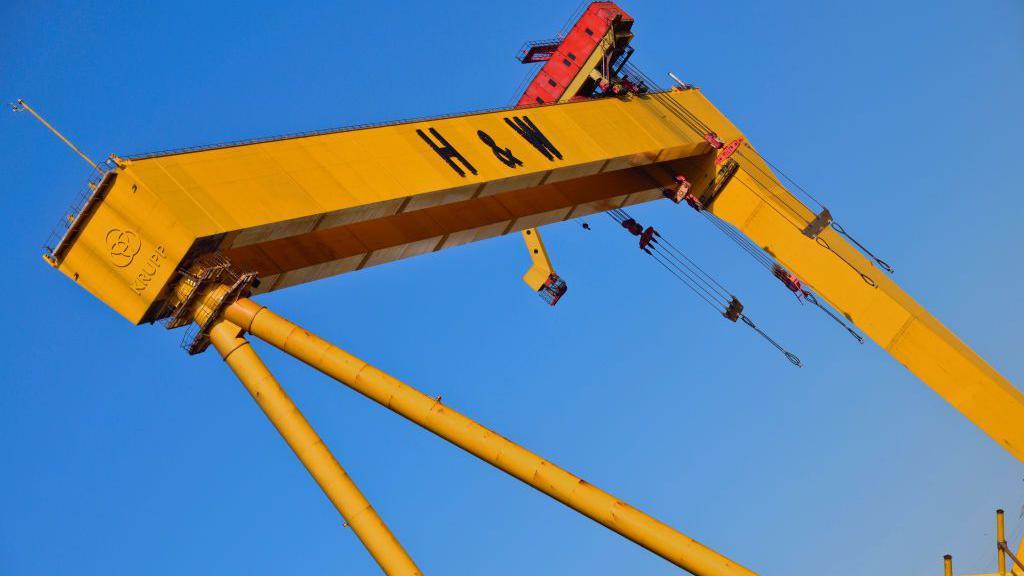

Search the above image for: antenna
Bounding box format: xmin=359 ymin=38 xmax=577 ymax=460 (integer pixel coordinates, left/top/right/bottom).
xmin=668 ymin=71 xmax=692 ymax=90
xmin=11 ymin=99 xmax=103 ymax=174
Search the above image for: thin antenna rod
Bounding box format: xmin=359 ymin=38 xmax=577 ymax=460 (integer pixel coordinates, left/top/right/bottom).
xmin=11 ymin=99 xmax=103 ymax=174
xmin=668 ymin=71 xmax=692 ymax=90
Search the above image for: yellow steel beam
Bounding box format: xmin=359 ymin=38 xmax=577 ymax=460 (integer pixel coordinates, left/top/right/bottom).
xmin=515 ymin=21 xmax=624 ymax=296
xmin=45 ymin=80 xmax=1022 ymax=463
xmin=995 ymin=508 xmax=1024 ymax=576
xmin=49 ymin=92 xmax=707 ymax=325
xmin=510 ymin=27 xmax=637 ymax=303
xmin=702 ymin=159 xmax=1024 ymax=460
xmin=520 ymin=227 xmax=556 ymax=290
xmin=1000 ymin=510 xmax=1008 ymax=576
xmin=204 ymin=308 xmax=421 ymax=576
xmin=221 ymin=296 xmax=757 ymax=576
xmin=580 ymin=89 xmax=1024 ymax=463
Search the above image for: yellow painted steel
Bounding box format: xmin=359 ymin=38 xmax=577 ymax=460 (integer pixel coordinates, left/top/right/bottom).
xmin=205 ymin=315 xmax=422 ymax=576
xmin=699 ymin=150 xmax=1024 ymax=459
xmin=1018 ymin=530 xmax=1024 ymax=574
xmin=520 ymin=227 xmax=555 ymax=290
xmin=945 ymin=555 xmax=953 ymax=576
xmin=220 ymin=296 xmax=757 ymax=576
xmin=514 ymin=26 xmax=623 ymax=294
xmin=49 ymin=93 xmax=706 ymax=325
xmin=996 ymin=509 xmax=1024 ymax=576
xmin=999 ymin=509 xmax=1008 ymax=576
xmin=45 ymin=82 xmax=1022 ymax=463
xmin=516 ymin=25 xmax=628 ymax=292
xmin=576 ymin=89 xmax=1024 ymax=463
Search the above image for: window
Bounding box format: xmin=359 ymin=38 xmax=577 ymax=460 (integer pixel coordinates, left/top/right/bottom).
xmin=563 ymin=58 xmax=572 ymax=67
xmin=536 ymin=97 xmax=544 ymax=104
xmin=548 ymin=79 xmax=557 ymax=87
xmin=585 ymin=27 xmax=593 ymax=36
xmin=568 ymin=52 xmax=577 ymax=60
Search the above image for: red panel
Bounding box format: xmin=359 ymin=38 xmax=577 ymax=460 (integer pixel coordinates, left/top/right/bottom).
xmin=516 ymin=2 xmax=632 ymax=108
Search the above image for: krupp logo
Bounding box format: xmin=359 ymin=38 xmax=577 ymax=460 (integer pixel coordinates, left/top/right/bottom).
xmin=106 ymin=228 xmax=141 ymax=268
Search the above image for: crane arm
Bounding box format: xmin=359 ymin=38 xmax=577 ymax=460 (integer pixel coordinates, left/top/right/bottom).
xmin=666 ymin=88 xmax=1024 ymax=460
xmin=715 ymin=162 xmax=1024 ymax=457
xmin=44 ymin=84 xmax=1022 ymax=462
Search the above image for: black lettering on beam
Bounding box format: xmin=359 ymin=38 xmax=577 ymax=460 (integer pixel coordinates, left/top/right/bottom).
xmin=416 ymin=127 xmax=478 ymax=177
xmin=504 ymin=116 xmax=563 ymax=161
xmin=477 ymin=130 xmax=523 ymax=168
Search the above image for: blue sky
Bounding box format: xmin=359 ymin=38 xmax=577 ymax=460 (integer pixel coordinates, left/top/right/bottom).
xmin=1 ymin=1 xmax=1022 ymax=574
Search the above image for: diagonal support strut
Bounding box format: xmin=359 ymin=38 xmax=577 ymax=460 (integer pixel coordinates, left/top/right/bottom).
xmin=220 ymin=295 xmax=757 ymax=576
xmin=205 ymin=315 xmax=423 ymax=576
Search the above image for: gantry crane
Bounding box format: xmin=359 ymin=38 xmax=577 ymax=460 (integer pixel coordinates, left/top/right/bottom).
xmin=21 ymin=3 xmax=1022 ymax=575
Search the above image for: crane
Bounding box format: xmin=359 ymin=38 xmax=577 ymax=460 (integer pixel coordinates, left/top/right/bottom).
xmin=21 ymin=2 xmax=1021 ymax=575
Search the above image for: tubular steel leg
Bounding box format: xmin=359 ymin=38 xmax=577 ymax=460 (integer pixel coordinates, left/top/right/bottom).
xmin=1017 ymin=531 xmax=1024 ymax=576
xmin=207 ymin=318 xmax=423 ymax=576
xmin=1000 ymin=509 xmax=1008 ymax=576
xmin=223 ymin=298 xmax=757 ymax=576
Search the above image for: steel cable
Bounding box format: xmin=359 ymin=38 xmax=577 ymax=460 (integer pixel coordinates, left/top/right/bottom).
xmin=604 ymin=209 xmax=802 ymax=367
xmin=626 ymin=63 xmax=894 ymax=275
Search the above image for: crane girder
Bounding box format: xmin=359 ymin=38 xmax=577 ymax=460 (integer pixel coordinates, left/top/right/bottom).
xmin=712 ymin=164 xmax=1024 ymax=459
xmin=684 ymin=101 xmax=1024 ymax=461
xmin=46 ymin=86 xmax=1022 ymax=464
xmin=48 ymin=91 xmax=710 ymax=325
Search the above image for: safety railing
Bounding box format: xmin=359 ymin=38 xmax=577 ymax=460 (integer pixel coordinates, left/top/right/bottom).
xmin=515 ymin=37 xmax=564 ymax=63
xmin=42 ymin=157 xmax=118 ymax=262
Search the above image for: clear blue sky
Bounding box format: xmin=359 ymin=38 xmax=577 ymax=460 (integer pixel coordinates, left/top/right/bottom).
xmin=2 ymin=1 xmax=1022 ymax=575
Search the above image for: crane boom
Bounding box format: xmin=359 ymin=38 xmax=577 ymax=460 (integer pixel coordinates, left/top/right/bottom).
xmin=47 ymin=93 xmax=705 ymax=324
xmin=698 ymin=108 xmax=1024 ymax=460
xmin=45 ymin=84 xmax=1023 ymax=462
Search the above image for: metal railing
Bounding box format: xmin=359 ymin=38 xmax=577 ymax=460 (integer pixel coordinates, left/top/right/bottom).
xmin=515 ymin=37 xmax=563 ymax=63
xmin=42 ymin=157 xmax=118 ymax=261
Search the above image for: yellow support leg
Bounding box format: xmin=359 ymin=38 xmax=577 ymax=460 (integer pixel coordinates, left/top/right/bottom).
xmin=521 ymin=227 xmax=556 ymax=289
xmin=708 ymin=164 xmax=1024 ymax=461
xmin=207 ymin=318 xmax=422 ymax=576
xmin=223 ymin=297 xmax=756 ymax=576
xmin=1016 ymin=530 xmax=1024 ymax=576
xmin=999 ymin=509 xmax=1008 ymax=576
xmin=997 ymin=509 xmax=1024 ymax=576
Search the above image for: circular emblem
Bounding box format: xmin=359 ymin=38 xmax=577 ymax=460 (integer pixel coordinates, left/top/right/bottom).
xmin=106 ymin=228 xmax=141 ymax=268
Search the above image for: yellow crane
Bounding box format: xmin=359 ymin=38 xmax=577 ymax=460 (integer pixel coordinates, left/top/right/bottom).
xmin=19 ymin=2 xmax=1021 ymax=574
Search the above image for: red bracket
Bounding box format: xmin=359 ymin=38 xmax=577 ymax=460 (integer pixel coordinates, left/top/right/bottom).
xmin=715 ymin=138 xmax=744 ymax=165
xmin=621 ymin=218 xmax=643 ymax=236
xmin=772 ymin=264 xmax=809 ymax=301
xmin=663 ymin=175 xmax=692 ymax=203
xmin=704 ymin=132 xmax=725 ymax=149
xmin=539 ymin=273 xmax=567 ymax=306
xmin=684 ymin=194 xmax=703 ymax=211
xmin=663 ymin=175 xmax=704 ymax=211
xmin=723 ymin=297 xmax=744 ymax=322
xmin=639 ymin=226 xmax=656 ymax=251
